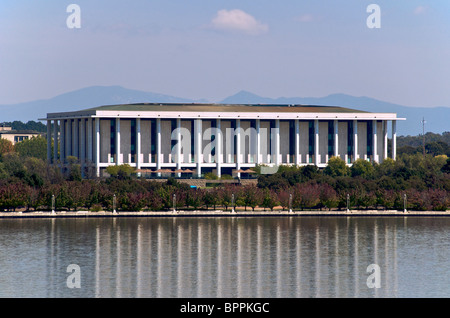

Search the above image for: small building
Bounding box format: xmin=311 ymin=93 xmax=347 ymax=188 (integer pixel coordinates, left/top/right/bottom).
xmin=42 ymin=103 xmax=405 ymax=177
xmin=0 ymin=126 xmax=42 ymax=145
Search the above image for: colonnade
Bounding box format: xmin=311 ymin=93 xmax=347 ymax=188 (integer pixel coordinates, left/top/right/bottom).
xmin=47 ymin=117 xmax=397 ymax=177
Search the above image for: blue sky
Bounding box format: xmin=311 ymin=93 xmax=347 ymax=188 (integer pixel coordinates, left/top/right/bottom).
xmin=0 ymin=1 xmax=449 ymax=107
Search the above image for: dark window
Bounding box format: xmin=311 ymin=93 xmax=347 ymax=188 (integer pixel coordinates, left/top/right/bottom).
xmin=150 ymin=119 xmax=156 ymax=154
xmin=347 ymin=121 xmax=353 ymax=156
xmin=171 ymin=119 xmax=177 ymax=151
xmin=308 ymin=121 xmax=314 ymax=155
xmin=367 ymin=121 xmax=373 ymax=156
xmin=110 ymin=119 xmax=116 ymax=159
xmin=289 ymin=120 xmax=295 ymax=156
xmin=130 ymin=119 xmax=136 ymax=162
xmin=328 ymin=121 xmax=334 ymax=157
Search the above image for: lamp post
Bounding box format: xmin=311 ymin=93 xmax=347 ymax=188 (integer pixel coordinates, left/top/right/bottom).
xmin=346 ymin=193 xmax=350 ymax=213
xmin=231 ymin=193 xmax=235 ymax=213
xmin=173 ymin=193 xmax=177 ymax=213
xmin=51 ymin=194 xmax=55 ymax=214
xmin=403 ymin=193 xmax=407 ymax=213
xmin=289 ymin=193 xmax=293 ymax=213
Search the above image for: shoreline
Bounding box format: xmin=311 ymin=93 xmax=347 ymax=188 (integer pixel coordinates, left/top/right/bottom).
xmin=0 ymin=209 xmax=449 ymax=219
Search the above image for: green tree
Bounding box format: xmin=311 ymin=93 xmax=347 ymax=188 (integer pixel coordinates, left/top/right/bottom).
xmin=425 ymin=141 xmax=449 ymax=156
xmin=442 ymin=158 xmax=450 ymax=174
xmin=261 ymin=189 xmax=278 ymax=211
xmin=14 ymin=136 xmax=47 ymax=160
xmin=106 ymin=164 xmax=135 ymax=179
xmin=351 ymin=159 xmax=375 ymax=178
xmin=324 ymin=156 xmax=349 ymax=177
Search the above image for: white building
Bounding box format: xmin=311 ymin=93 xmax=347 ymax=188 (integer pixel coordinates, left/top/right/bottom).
xmin=43 ymin=103 xmax=405 ymax=177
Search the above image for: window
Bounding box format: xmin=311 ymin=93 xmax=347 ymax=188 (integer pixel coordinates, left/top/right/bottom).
xmin=110 ymin=120 xmax=116 ymax=161
xmin=328 ymin=121 xmax=334 ymax=157
xmin=14 ymin=136 xmax=29 ymax=143
xmin=367 ymin=121 xmax=373 ymax=156
xmin=308 ymin=121 xmax=314 ymax=155
xmin=347 ymin=121 xmax=353 ymax=156
xmin=130 ymin=119 xmax=136 ymax=162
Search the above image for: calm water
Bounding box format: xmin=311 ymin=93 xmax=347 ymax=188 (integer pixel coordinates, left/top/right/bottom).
xmin=0 ymin=216 xmax=449 ymax=298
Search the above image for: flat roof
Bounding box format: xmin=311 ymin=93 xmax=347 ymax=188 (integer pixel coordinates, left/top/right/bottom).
xmin=83 ymin=103 xmax=368 ymax=113
xmin=0 ymin=130 xmax=41 ymax=135
xmin=44 ymin=102 xmax=405 ymax=121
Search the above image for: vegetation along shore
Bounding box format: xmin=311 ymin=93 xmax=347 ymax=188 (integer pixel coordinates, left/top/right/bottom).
xmin=0 ymin=128 xmax=449 ymax=214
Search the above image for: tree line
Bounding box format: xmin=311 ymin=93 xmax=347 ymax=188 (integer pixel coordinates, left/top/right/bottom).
xmin=1 ymin=121 xmax=47 ymax=133
xmin=397 ymin=132 xmax=450 ymax=157
xmin=0 ymin=135 xmax=449 ymax=212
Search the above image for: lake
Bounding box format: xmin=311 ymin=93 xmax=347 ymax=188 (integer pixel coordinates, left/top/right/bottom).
xmin=0 ymin=216 xmax=449 ymax=298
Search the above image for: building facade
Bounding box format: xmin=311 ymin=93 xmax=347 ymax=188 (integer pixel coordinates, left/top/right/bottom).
xmin=43 ymin=103 xmax=404 ymax=177
xmin=0 ymin=126 xmax=42 ymax=145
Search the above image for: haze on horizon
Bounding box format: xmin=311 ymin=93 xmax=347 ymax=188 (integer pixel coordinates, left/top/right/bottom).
xmin=0 ymin=1 xmax=449 ymax=108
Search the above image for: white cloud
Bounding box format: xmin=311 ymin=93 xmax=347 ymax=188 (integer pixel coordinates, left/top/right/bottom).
xmin=414 ymin=6 xmax=427 ymax=15
xmin=211 ymin=9 xmax=268 ymax=35
xmin=295 ymin=14 xmax=314 ymax=23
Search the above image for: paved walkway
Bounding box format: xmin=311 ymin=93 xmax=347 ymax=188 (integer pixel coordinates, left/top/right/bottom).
xmin=0 ymin=209 xmax=449 ymax=218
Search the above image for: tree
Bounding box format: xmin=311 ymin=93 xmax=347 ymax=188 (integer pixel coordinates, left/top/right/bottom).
xmin=442 ymin=158 xmax=450 ymax=174
xmin=1 ymin=152 xmax=26 ymax=179
xmin=318 ymin=183 xmax=338 ymax=211
xmin=277 ymin=188 xmax=291 ymax=211
xmin=14 ymin=136 xmax=47 ymax=160
xmin=106 ymin=164 xmax=135 ymax=179
xmin=324 ymin=156 xmax=349 ymax=177
xmin=351 ymin=159 xmax=375 ymax=178
xmin=186 ymin=188 xmax=204 ymax=210
xmin=425 ymin=141 xmax=449 ymax=156
xmin=261 ymin=189 xmax=278 ymax=211
xmin=0 ymin=138 xmax=14 ymax=158
xmin=293 ymin=183 xmax=320 ymax=210
xmin=243 ymin=186 xmax=263 ymax=211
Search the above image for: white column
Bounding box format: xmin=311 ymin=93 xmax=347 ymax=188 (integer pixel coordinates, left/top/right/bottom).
xmin=95 ymin=117 xmax=100 ymax=177
xmin=47 ymin=120 xmax=52 ymax=163
xmin=53 ymin=120 xmax=58 ymax=164
xmin=256 ymin=119 xmax=261 ymax=165
xmin=116 ymin=118 xmax=121 ymax=165
xmin=236 ymin=119 xmax=241 ymax=177
xmin=87 ymin=118 xmax=93 ymax=163
xmin=216 ymin=118 xmax=222 ymax=178
xmin=194 ymin=119 xmax=202 ymax=177
xmin=353 ymin=120 xmax=358 ymax=162
xmin=80 ymin=119 xmax=86 ymax=164
xmin=136 ymin=118 xmax=141 ymax=170
xmin=60 ymin=119 xmax=65 ymax=164
xmin=275 ymin=119 xmax=280 ymax=166
xmin=176 ymin=118 xmax=181 ymax=170
xmin=295 ymin=119 xmax=300 ymax=166
xmin=334 ymin=120 xmax=339 ymax=158
xmin=383 ymin=121 xmax=388 ymax=160
xmin=314 ymin=119 xmax=319 ymax=166
xmin=156 ymin=118 xmax=161 ymax=170
xmin=392 ymin=120 xmax=397 ymax=160
xmin=373 ymin=120 xmax=378 ymax=163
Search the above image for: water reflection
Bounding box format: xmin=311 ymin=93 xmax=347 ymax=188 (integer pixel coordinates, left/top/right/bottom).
xmin=0 ymin=217 xmax=449 ymax=297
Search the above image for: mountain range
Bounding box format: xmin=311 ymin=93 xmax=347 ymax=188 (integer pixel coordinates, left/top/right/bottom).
xmin=1 ymin=85 xmax=449 ymax=136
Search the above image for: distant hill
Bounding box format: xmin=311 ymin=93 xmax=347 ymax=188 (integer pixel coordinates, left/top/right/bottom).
xmin=0 ymin=86 xmax=199 ymax=123
xmin=1 ymin=86 xmax=448 ymax=136
xmin=222 ymin=91 xmax=450 ymax=136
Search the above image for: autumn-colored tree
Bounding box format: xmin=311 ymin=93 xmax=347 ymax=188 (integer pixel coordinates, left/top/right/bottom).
xmin=0 ymin=138 xmax=14 ymax=158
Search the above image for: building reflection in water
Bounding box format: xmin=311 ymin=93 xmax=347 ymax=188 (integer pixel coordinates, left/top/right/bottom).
xmin=4 ymin=216 xmax=450 ymax=297
xmin=85 ymin=217 xmax=403 ymax=298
